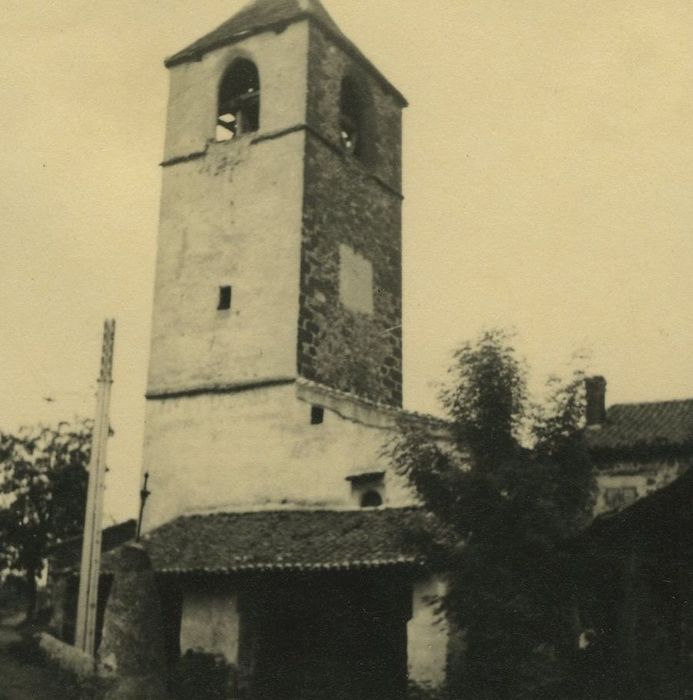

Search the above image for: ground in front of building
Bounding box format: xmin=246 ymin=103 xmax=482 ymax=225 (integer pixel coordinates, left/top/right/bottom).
xmin=0 ymin=607 xmax=90 ymax=700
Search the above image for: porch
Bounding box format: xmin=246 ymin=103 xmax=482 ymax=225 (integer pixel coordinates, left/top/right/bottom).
xmin=144 ymin=508 xmax=449 ymax=698
xmin=162 ymin=570 xmax=412 ymax=700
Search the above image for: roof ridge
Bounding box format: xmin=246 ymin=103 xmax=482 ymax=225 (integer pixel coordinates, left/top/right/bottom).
xmin=589 ymin=394 xmax=693 ymax=454
xmin=166 ymin=0 xmax=335 ymax=66
xmin=130 ymin=506 xmax=438 ymax=574
xmin=609 ymin=397 xmax=693 ymax=409
xmin=175 ymin=505 xmax=423 ymax=521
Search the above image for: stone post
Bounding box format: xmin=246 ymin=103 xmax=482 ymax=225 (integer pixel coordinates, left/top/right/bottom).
xmin=98 ymin=543 xmax=168 ymax=699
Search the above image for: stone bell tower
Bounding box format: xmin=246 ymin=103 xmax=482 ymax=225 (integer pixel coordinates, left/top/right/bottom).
xmin=141 ymin=0 xmax=408 ymax=531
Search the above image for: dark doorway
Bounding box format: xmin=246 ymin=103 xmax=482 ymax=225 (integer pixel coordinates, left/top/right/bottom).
xmin=239 ymin=572 xmax=410 ymax=700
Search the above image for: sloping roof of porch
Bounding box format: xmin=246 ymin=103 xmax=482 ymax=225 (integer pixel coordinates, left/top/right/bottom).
xmin=138 ymin=507 xmax=438 ymax=574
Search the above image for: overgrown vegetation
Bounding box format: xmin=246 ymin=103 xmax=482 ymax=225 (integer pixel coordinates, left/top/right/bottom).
xmin=391 ymin=329 xmax=596 ymax=699
xmin=0 ymin=419 xmax=92 ymax=620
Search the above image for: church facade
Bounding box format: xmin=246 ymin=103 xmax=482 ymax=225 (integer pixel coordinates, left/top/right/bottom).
xmin=130 ymin=1 xmax=451 ymax=696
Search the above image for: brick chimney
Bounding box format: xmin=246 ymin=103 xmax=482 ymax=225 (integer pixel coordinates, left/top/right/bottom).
xmin=584 ymin=376 xmax=607 ymax=426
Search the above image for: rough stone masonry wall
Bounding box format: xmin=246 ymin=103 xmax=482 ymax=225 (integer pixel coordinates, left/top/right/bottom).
xmin=298 ymin=24 xmax=404 ymax=407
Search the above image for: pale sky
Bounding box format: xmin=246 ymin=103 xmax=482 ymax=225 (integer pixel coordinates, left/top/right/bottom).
xmin=1 ymin=1 xmax=692 ymax=523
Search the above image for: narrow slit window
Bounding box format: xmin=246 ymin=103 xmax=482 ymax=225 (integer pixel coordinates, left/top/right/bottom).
xmin=311 ymin=406 xmax=324 ymax=425
xmin=218 ymin=286 xmax=232 ymax=311
xmin=217 ymin=59 xmax=260 ymax=141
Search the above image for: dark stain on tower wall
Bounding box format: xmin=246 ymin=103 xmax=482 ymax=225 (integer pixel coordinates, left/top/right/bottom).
xmin=298 ymin=23 xmax=404 ymax=407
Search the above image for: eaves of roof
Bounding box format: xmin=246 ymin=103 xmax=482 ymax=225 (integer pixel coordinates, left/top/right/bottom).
xmin=103 ymin=507 xmax=446 ymax=576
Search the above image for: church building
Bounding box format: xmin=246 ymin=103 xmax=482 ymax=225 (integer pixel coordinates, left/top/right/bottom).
xmin=46 ymin=3 xmax=693 ymax=696
xmin=124 ymin=0 xmax=452 ymax=696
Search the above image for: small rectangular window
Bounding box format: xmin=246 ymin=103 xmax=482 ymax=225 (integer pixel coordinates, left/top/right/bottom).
xmin=604 ymin=487 xmax=638 ymax=510
xmin=311 ymin=406 xmax=324 ymax=425
xmin=218 ymin=286 xmax=232 ymax=311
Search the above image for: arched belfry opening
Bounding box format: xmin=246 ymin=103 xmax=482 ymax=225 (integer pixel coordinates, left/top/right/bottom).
xmin=216 ymin=58 xmax=260 ymax=141
xmin=339 ymin=75 xmax=373 ymax=163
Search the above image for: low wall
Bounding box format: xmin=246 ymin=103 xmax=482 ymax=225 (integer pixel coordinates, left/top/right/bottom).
xmin=38 ymin=632 xmax=94 ymax=678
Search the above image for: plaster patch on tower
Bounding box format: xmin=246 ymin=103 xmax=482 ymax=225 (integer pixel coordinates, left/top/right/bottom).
xmin=338 ymin=243 xmax=373 ymax=314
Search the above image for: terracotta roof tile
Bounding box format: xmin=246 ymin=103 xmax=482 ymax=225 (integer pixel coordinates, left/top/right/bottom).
xmin=135 ymin=508 xmax=436 ymax=574
xmin=587 ymin=399 xmax=693 ymax=455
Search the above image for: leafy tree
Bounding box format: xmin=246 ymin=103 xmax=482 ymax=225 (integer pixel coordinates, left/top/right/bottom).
xmin=0 ymin=419 xmax=92 ymax=620
xmin=391 ymin=330 xmax=595 ymax=699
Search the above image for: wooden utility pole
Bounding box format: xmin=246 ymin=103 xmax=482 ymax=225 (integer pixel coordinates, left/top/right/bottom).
xmin=75 ymin=319 xmax=116 ymax=656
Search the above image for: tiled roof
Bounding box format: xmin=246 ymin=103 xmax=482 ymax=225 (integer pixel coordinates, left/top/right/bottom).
xmin=135 ymin=508 xmax=436 ymax=574
xmin=166 ymin=0 xmax=342 ymax=66
xmin=166 ymin=0 xmax=341 ymax=66
xmin=164 ymin=0 xmax=407 ymax=106
xmin=587 ymin=399 xmax=693 ymax=456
